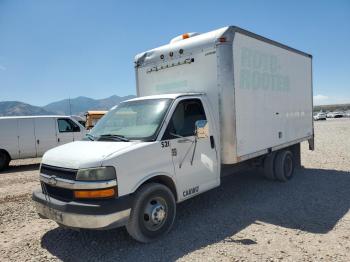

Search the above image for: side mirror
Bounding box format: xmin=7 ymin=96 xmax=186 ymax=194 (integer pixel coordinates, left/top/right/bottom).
xmin=195 ymin=120 xmax=209 ymax=139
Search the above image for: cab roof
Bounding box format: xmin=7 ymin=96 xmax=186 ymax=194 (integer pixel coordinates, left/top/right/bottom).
xmin=125 ymin=93 xmax=205 ymax=102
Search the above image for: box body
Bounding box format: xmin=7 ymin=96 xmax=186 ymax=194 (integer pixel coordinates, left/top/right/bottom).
xmin=135 ymin=26 xmax=313 ymax=164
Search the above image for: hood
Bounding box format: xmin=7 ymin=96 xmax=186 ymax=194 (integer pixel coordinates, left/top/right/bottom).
xmin=42 ymin=140 xmax=139 ymax=169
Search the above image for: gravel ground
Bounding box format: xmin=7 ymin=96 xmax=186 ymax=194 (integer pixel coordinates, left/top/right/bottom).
xmin=0 ymin=118 xmax=349 ymax=262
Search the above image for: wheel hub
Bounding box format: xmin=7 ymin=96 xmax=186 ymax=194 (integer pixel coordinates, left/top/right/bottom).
xmin=143 ymin=197 xmax=168 ymax=231
xmin=151 ymin=204 xmax=166 ymax=224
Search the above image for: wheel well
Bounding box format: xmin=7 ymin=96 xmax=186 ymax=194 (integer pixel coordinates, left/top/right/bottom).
xmin=139 ymin=175 xmax=178 ymax=201
xmin=261 ymin=145 xmax=298 ymax=165
xmin=0 ymin=149 xmax=11 ymax=162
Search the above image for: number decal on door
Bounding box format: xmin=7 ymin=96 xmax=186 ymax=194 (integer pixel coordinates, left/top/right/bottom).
xmin=161 ymin=141 xmax=170 ymax=148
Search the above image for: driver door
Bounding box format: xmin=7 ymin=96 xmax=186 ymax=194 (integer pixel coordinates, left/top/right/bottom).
xmin=162 ymin=98 xmax=219 ymax=201
xmin=56 ymin=118 xmax=75 ymax=145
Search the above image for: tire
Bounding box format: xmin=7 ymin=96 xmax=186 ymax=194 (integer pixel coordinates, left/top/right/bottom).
xmin=0 ymin=151 xmax=10 ymax=171
xmin=274 ymin=150 xmax=294 ymax=182
xmin=263 ymin=152 xmax=277 ymax=180
xmin=126 ymin=183 xmax=176 ymax=243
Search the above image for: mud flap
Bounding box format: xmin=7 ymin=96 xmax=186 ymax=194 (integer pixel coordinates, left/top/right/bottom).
xmin=291 ymin=143 xmax=301 ymax=169
xmin=308 ymin=136 xmax=315 ymax=151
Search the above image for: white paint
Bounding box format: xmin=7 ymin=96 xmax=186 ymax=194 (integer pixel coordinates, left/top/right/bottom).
xmin=0 ymin=116 xmax=86 ymax=160
xmin=233 ymin=32 xmax=313 ymax=157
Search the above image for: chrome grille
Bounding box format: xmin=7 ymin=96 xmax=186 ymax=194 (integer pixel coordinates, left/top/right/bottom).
xmin=40 ymin=164 xmax=77 ymax=180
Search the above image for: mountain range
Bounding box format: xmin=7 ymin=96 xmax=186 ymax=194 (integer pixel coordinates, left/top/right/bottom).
xmin=0 ymin=95 xmax=135 ymax=116
xmin=3 ymin=95 xmax=348 ymax=117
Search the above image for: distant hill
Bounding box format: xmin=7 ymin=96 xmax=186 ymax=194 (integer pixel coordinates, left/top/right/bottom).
xmin=0 ymin=95 xmax=135 ymax=117
xmin=0 ymin=101 xmax=55 ymax=116
xmin=314 ymin=103 xmax=350 ymax=112
xmin=43 ymin=95 xmax=135 ymax=115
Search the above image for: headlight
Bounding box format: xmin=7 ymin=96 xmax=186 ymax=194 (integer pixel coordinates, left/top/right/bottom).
xmin=76 ymin=167 xmax=116 ymax=181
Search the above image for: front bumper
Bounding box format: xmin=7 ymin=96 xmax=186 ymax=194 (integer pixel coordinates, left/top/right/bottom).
xmin=32 ymin=190 xmax=133 ymax=230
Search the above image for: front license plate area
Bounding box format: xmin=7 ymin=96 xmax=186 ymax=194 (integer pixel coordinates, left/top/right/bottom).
xmin=41 ymin=205 xmax=64 ymax=223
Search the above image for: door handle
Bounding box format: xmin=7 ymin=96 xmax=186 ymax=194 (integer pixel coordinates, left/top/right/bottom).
xmin=178 ymin=138 xmax=192 ymax=143
xmin=58 ymin=138 xmax=60 ymax=143
xmin=210 ymin=136 xmax=215 ymax=149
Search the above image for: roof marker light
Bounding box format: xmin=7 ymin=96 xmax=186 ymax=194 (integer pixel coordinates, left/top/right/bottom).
xmin=182 ymin=33 xmax=190 ymax=39
xmin=218 ymin=37 xmax=227 ymax=43
xmin=170 ymin=32 xmax=199 ymax=43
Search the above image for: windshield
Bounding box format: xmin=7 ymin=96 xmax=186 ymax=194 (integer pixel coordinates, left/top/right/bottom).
xmin=89 ymin=98 xmax=172 ymax=141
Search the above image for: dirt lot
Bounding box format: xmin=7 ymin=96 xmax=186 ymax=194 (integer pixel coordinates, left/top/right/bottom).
xmin=1 ymin=119 xmax=349 ymax=262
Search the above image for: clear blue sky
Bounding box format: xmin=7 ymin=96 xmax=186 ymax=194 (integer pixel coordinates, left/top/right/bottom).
xmin=0 ymin=0 xmax=349 ymax=106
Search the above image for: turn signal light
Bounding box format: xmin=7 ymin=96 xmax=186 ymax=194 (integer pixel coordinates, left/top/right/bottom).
xmin=74 ymin=188 xmax=116 ymax=199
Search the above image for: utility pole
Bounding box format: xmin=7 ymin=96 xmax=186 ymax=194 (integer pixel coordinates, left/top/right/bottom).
xmin=68 ymin=97 xmax=72 ymax=116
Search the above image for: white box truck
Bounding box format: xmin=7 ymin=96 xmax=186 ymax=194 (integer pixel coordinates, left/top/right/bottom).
xmin=33 ymin=26 xmax=313 ymax=242
xmin=0 ymin=115 xmax=86 ymax=170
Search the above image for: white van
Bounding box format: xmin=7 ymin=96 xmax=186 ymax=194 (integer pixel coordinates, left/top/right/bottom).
xmin=33 ymin=26 xmax=314 ymax=242
xmin=0 ymin=116 xmax=86 ymax=170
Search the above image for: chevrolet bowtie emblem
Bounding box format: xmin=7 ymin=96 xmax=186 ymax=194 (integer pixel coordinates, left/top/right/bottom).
xmin=48 ymin=176 xmax=57 ymax=186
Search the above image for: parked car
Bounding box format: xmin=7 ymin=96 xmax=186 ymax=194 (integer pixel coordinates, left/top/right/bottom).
xmin=0 ymin=115 xmax=86 ymax=170
xmin=333 ymin=112 xmax=344 ymax=118
xmin=327 ymin=112 xmax=344 ymax=118
xmin=313 ymin=112 xmax=327 ymax=120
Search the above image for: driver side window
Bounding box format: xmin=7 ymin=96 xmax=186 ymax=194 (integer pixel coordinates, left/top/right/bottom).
xmin=163 ymin=99 xmax=207 ymax=139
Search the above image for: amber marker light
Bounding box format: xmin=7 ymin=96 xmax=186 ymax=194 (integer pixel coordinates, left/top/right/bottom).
xmin=74 ymin=188 xmax=116 ymax=199
xmin=182 ymin=33 xmax=190 ymax=39
xmin=218 ymin=37 xmax=227 ymax=43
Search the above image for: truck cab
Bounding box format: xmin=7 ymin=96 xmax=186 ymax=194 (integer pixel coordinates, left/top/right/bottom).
xmin=33 ymin=93 xmax=219 ymax=242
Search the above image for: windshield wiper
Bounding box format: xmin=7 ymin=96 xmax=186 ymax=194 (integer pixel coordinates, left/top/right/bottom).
xmin=98 ymin=134 xmax=130 ymax=142
xmin=85 ymin=133 xmax=95 ymax=141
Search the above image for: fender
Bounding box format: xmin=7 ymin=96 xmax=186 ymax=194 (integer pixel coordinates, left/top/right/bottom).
xmin=131 ymin=172 xmax=178 ymax=199
xmin=0 ymin=149 xmax=12 ymax=161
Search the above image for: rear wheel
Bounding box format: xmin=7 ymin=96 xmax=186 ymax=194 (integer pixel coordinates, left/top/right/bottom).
xmin=274 ymin=150 xmax=294 ymax=182
xmin=126 ymin=183 xmax=176 ymax=243
xmin=263 ymin=152 xmax=276 ymax=180
xmin=0 ymin=151 xmax=10 ymax=171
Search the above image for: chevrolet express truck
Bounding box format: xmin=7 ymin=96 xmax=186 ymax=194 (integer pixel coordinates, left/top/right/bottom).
xmin=33 ymin=26 xmax=314 ymax=243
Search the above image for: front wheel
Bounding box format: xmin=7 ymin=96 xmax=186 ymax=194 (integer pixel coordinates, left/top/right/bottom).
xmin=126 ymin=183 xmax=176 ymax=243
